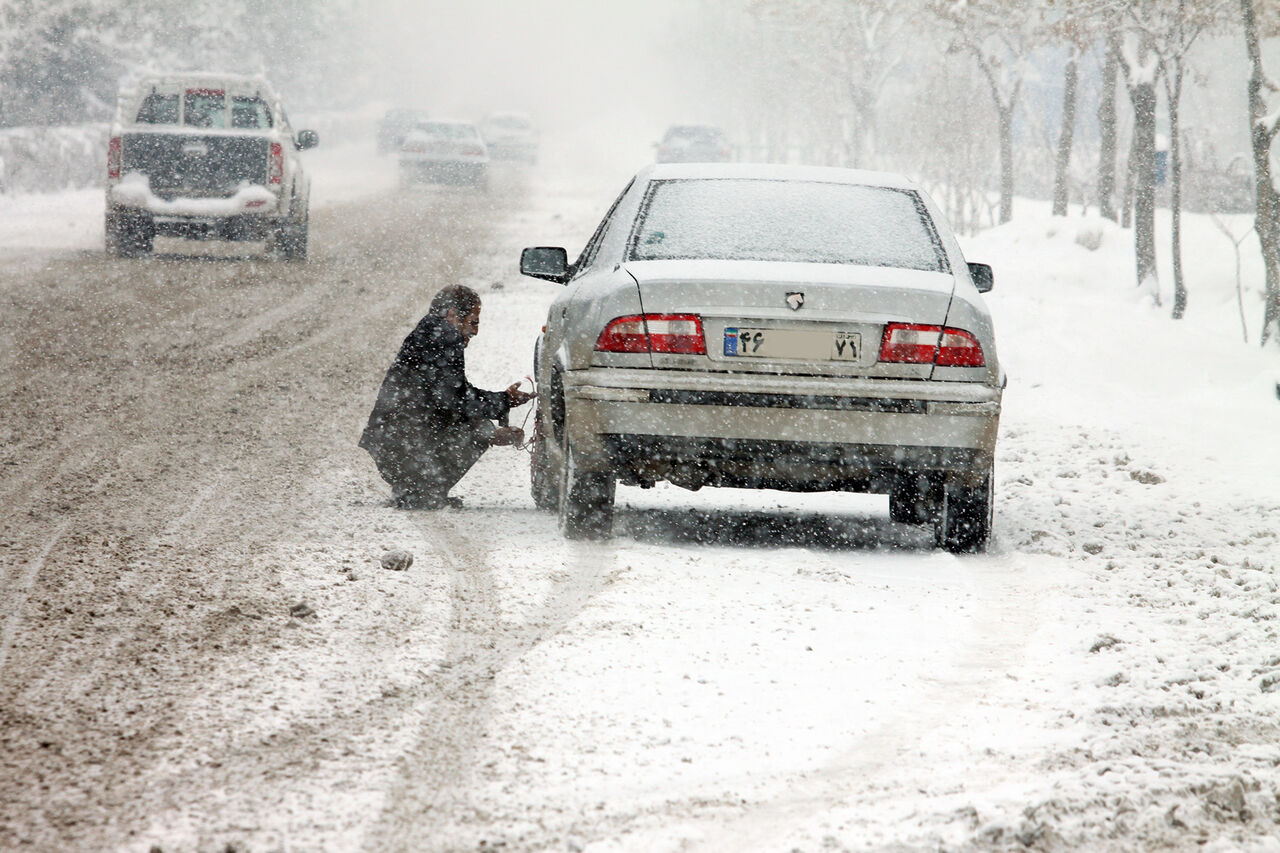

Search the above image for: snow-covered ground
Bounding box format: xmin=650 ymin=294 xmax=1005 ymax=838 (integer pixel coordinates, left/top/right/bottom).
xmin=3 ymin=128 xmax=1280 ymax=849
xmin=424 ymin=173 xmax=1280 ymax=849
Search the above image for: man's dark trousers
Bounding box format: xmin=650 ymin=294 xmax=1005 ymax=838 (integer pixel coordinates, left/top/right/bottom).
xmin=371 ymin=418 xmax=496 ymax=507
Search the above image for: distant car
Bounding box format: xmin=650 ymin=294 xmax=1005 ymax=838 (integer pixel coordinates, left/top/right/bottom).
xmin=520 ymin=163 xmax=1003 ymax=551
xmin=480 ymin=112 xmax=539 ymax=164
xmin=655 ymin=125 xmax=734 ymax=163
xmin=377 ymin=108 xmax=430 ymax=155
xmin=398 ymin=120 xmax=488 ymax=188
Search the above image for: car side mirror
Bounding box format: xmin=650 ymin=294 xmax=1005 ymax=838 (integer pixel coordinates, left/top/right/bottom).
xmin=295 ymin=129 xmax=319 ymax=151
xmin=968 ymin=262 xmax=994 ymax=293
xmin=521 ymin=246 xmax=570 ymax=283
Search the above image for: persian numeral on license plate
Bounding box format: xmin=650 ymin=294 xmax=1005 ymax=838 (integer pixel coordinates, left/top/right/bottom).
xmin=831 ymin=331 xmax=860 ymax=361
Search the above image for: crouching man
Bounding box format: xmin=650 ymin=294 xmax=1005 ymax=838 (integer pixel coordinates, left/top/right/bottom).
xmin=360 ymin=284 xmax=535 ymax=509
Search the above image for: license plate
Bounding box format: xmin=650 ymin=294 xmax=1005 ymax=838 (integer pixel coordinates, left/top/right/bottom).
xmin=724 ymin=328 xmax=861 ymax=361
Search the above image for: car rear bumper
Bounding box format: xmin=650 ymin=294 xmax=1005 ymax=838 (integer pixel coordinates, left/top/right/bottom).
xmin=106 ymin=207 xmax=280 ymax=241
xmin=487 ymin=141 xmax=536 ymax=160
xmin=560 ymin=367 xmax=1000 ymax=485
xmin=399 ymin=158 xmax=488 ymax=183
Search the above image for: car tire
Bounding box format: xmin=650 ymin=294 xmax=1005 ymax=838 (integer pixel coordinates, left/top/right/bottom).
xmin=933 ymin=465 xmax=993 ymax=553
xmin=398 ymin=163 xmax=416 ymax=190
xmin=273 ymin=203 xmax=309 ymax=262
xmin=889 ymin=473 xmax=937 ymax=525
xmin=106 ymin=212 xmax=153 ymax=258
xmin=558 ymin=447 xmax=615 ymax=540
xmin=530 ymin=409 xmax=560 ymax=511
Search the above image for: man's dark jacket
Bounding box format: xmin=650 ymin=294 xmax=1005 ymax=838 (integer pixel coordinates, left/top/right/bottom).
xmin=359 ymin=313 xmax=510 ymax=462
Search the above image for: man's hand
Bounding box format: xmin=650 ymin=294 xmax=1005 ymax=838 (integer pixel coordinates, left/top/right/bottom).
xmin=491 ymin=426 xmax=525 ymax=447
xmin=506 ymin=382 xmax=536 ymax=406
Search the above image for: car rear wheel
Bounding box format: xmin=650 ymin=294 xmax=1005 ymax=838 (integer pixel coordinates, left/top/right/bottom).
xmin=933 ymin=465 xmax=993 ymax=553
xmin=890 ymin=473 xmax=938 ymax=525
xmin=558 ymin=447 xmax=615 ymax=540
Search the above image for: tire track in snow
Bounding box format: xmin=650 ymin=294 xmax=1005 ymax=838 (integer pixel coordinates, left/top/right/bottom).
xmin=367 ymin=515 xmax=613 ymax=852
xmin=0 ymin=518 xmax=72 ymax=674
xmin=683 ymin=552 xmax=1054 ymax=851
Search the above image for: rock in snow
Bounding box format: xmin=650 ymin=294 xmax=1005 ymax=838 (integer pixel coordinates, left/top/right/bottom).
xmin=380 ymin=550 xmax=414 ymax=571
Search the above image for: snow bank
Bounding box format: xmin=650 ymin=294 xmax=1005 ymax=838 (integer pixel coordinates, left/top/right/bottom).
xmin=0 ymin=124 xmax=108 ymax=194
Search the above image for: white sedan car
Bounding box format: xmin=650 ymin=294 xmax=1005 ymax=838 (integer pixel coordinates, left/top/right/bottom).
xmin=521 ymin=163 xmax=1003 ymax=551
xmin=398 ymin=119 xmax=488 ymax=188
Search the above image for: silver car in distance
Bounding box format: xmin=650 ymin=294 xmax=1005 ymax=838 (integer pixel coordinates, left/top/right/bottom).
xmin=521 ymin=163 xmax=1003 ymax=551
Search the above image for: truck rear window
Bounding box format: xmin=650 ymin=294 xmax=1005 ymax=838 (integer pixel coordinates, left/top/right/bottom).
xmin=136 ymin=94 xmax=179 ymax=124
xmin=131 ymin=88 xmax=273 ymax=129
xmin=184 ymin=90 xmax=227 ymax=128
xmin=231 ymin=97 xmax=272 ymax=129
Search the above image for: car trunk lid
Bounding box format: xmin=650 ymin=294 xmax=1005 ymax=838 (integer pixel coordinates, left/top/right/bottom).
xmin=625 ymin=259 xmax=957 ymax=379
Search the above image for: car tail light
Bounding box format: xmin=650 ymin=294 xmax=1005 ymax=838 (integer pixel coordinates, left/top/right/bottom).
xmin=595 ymin=314 xmax=706 ymax=355
xmin=107 ymin=136 xmax=121 ymax=180
xmin=269 ymin=142 xmax=283 ymax=185
xmin=879 ymin=322 xmax=984 ymax=367
xmin=461 ymin=145 xmax=485 ymax=156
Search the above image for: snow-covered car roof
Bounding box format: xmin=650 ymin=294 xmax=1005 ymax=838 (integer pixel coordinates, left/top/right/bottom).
xmin=416 ymin=118 xmax=479 ymax=128
xmin=639 ymin=162 xmax=922 ymax=190
xmin=483 ymin=111 xmax=533 ymax=123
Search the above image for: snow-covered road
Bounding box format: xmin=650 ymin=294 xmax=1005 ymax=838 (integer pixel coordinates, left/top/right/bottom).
xmin=1 ymin=134 xmax=1278 ymax=851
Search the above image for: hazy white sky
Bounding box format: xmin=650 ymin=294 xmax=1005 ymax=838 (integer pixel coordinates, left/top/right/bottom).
xmin=369 ymin=0 xmax=692 ymax=126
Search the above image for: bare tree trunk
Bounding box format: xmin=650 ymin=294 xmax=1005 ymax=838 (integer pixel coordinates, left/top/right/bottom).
xmin=1053 ymin=49 xmax=1080 ymax=217
xmin=998 ymin=100 xmax=1015 ymax=223
xmin=1122 ymin=130 xmax=1135 ymax=229
xmin=1131 ymin=79 xmax=1159 ymax=300
xmin=1242 ymin=0 xmax=1280 ymax=345
xmin=1169 ymin=65 xmax=1187 ymax=319
xmin=1098 ymin=39 xmax=1119 ymax=221
xmin=967 ymin=44 xmax=1020 ymax=224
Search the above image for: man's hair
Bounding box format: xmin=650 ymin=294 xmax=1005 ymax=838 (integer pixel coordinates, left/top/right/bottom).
xmin=428 ymin=284 xmax=482 ymax=318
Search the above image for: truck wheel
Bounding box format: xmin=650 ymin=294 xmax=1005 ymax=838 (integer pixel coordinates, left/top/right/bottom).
xmin=933 ymin=465 xmax=993 ymax=553
xmin=274 ymin=205 xmax=309 ymax=262
xmin=106 ymin=213 xmax=153 ymax=258
xmin=530 ymin=410 xmax=560 ymax=511
xmin=558 ymin=447 xmax=615 ymax=540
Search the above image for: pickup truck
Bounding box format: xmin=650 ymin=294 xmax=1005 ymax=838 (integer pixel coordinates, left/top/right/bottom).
xmin=105 ymin=73 xmax=318 ymax=260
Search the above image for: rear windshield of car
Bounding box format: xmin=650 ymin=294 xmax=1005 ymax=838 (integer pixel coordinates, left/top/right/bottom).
xmin=629 ymin=178 xmax=947 ymax=272
xmin=665 ymin=127 xmax=723 ymax=143
xmin=417 ymin=123 xmax=480 ymax=140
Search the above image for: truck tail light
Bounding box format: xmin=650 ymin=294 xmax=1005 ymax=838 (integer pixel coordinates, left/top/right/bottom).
xmin=269 ymin=142 xmax=283 ymax=185
xmin=107 ymin=136 xmax=121 ymax=180
xmin=595 ymin=314 xmax=706 ymax=355
xmin=879 ymin=322 xmax=984 ymax=367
